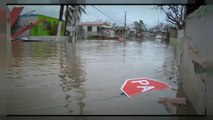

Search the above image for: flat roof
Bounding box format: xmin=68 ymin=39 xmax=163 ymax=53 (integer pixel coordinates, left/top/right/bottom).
xmin=77 ymin=22 xmax=108 ymax=26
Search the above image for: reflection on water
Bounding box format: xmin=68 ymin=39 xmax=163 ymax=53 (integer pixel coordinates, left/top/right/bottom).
xmin=4 ymin=39 xmax=195 ymax=115
xmin=56 ymin=41 xmax=86 ymax=114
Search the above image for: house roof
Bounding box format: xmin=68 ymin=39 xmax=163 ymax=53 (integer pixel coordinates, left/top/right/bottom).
xmin=77 ymin=22 xmax=108 ymax=26
xmin=19 ymin=14 xmax=38 ymax=17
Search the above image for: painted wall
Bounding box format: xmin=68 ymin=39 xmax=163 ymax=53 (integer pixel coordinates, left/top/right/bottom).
xmin=12 ymin=14 xmax=65 ymax=37
xmin=92 ymin=26 xmax=97 ymax=33
xmin=34 ymin=15 xmax=65 ymax=36
xmin=85 ymin=26 xmax=98 ymax=37
xmin=170 ymin=6 xmax=210 ymax=114
xmin=83 ymin=26 xmax=87 ymax=39
xmin=12 ymin=15 xmax=38 ymax=38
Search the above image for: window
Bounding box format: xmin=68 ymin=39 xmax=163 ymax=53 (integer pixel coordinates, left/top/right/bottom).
xmin=88 ymin=26 xmax=92 ymax=32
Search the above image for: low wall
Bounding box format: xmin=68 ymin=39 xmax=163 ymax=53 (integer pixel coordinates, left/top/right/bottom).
xmin=170 ymin=6 xmax=209 ymax=114
xmin=29 ymin=36 xmax=70 ymax=41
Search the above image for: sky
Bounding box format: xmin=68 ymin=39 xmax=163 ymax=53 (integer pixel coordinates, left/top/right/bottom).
xmin=8 ymin=5 xmax=168 ymax=28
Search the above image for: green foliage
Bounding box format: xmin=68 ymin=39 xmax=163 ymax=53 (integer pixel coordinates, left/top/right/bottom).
xmin=133 ymin=20 xmax=146 ymax=37
xmin=163 ymin=23 xmax=176 ymax=31
xmin=65 ymin=5 xmax=86 ymax=26
xmin=64 ymin=5 xmax=86 ymax=37
xmin=133 ymin=20 xmax=146 ymax=33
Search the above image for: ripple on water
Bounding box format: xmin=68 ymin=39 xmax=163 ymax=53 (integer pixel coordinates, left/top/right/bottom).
xmin=6 ymin=40 xmax=180 ymax=115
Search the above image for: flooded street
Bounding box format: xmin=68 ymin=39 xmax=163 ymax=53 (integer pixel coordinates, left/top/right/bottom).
xmin=6 ymin=39 xmax=193 ymax=115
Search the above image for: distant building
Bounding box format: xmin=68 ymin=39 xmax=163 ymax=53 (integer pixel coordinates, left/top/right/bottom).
xmin=114 ymin=27 xmax=129 ymax=38
xmin=129 ymin=28 xmax=136 ymax=38
xmin=12 ymin=14 xmax=65 ymax=38
xmin=76 ymin=22 xmax=114 ymax=39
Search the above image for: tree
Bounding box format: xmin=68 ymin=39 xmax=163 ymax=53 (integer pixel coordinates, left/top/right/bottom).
xmin=65 ymin=5 xmax=86 ymax=26
xmin=143 ymin=24 xmax=147 ymax=32
xmin=64 ymin=5 xmax=86 ymax=42
xmin=156 ymin=5 xmax=185 ymax=29
xmin=133 ymin=20 xmax=145 ymax=37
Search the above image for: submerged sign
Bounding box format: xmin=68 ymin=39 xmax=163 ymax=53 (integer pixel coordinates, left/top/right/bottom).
xmin=121 ymin=77 xmax=171 ymax=97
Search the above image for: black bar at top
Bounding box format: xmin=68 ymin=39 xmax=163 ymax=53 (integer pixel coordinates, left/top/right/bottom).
xmin=6 ymin=0 xmax=198 ymax=5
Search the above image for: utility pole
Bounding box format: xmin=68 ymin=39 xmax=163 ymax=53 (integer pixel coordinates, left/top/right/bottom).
xmin=57 ymin=5 xmax=64 ymax=42
xmin=124 ymin=11 xmax=126 ymax=40
xmin=157 ymin=18 xmax=159 ymax=33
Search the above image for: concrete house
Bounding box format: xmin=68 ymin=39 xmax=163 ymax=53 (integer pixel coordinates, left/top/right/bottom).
xmin=12 ymin=14 xmax=65 ymax=38
xmin=76 ymin=22 xmax=114 ymax=39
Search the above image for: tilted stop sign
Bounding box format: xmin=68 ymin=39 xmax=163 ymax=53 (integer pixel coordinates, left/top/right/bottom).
xmin=121 ymin=77 xmax=171 ymax=97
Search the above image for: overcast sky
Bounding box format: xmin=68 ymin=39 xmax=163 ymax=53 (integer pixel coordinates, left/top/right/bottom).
xmin=8 ymin=5 xmax=168 ymax=28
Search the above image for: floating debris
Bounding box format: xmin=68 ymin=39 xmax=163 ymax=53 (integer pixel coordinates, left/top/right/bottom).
xmin=159 ymin=97 xmax=187 ymax=106
xmin=159 ymin=97 xmax=187 ymax=114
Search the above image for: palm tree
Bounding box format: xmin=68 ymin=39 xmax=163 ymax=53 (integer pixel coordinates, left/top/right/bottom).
xmin=134 ymin=20 xmax=145 ymax=37
xmin=64 ymin=5 xmax=86 ymax=42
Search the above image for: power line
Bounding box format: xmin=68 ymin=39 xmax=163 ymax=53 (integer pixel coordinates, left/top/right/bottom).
xmin=98 ymin=6 xmax=124 ymax=22
xmin=99 ymin=6 xmax=131 ymax=25
xmin=91 ymin=5 xmax=124 ymax=25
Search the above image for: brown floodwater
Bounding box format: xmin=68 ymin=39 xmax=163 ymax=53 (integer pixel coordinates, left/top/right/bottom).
xmin=5 ymin=39 xmax=195 ymax=115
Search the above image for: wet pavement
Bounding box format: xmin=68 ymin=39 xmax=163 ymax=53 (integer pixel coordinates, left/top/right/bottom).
xmin=5 ymin=39 xmax=195 ymax=115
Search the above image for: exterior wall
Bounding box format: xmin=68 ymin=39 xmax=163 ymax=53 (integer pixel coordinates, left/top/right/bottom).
xmin=92 ymin=26 xmax=97 ymax=33
xmin=83 ymin=26 xmax=87 ymax=39
xmin=78 ymin=25 xmax=114 ymax=39
xmin=12 ymin=15 xmax=38 ymax=38
xmin=170 ymin=29 xmax=178 ymax=38
xmin=109 ymin=29 xmax=115 ymax=38
xmin=12 ymin=14 xmax=65 ymax=37
xmin=170 ymin=6 xmax=210 ymax=114
xmin=35 ymin=15 xmax=65 ymax=36
xmin=87 ymin=26 xmax=98 ymax=36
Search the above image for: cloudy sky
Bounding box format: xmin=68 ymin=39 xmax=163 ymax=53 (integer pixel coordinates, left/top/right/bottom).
xmin=8 ymin=5 xmax=168 ymax=28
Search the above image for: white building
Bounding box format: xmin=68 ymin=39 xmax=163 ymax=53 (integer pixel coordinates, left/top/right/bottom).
xmin=76 ymin=22 xmax=114 ymax=39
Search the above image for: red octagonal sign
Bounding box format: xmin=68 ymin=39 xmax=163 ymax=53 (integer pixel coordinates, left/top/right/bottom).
xmin=121 ymin=77 xmax=171 ymax=97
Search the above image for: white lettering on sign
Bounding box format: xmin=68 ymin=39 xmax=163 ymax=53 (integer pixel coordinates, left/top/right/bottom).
xmin=137 ymin=86 xmax=155 ymax=92
xmin=131 ymin=80 xmax=149 ymax=85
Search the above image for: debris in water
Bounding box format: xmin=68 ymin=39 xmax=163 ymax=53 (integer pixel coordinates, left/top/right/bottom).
xmin=159 ymin=97 xmax=187 ymax=114
xmin=165 ymin=101 xmax=174 ymax=114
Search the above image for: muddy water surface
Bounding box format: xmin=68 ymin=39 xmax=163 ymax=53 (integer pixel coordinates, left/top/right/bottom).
xmin=5 ymin=39 xmax=193 ymax=115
